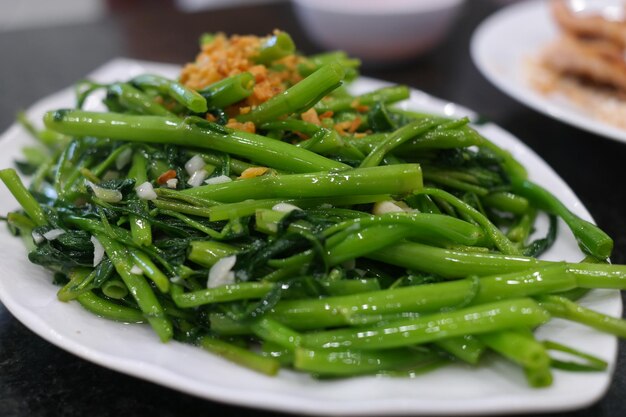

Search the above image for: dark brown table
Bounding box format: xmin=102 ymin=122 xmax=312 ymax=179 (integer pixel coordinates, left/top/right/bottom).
xmin=1 ymin=1 xmax=625 ymax=416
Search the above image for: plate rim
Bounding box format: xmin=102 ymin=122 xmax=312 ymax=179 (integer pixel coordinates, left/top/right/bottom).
xmin=0 ymin=57 xmax=620 ymax=416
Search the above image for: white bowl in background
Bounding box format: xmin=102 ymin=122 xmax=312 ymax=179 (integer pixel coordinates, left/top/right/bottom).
xmin=292 ymin=0 xmax=466 ymax=63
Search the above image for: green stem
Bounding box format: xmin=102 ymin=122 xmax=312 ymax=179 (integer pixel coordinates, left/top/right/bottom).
xmin=260 ymin=119 xmax=321 ymax=137
xmin=44 ymin=110 xmax=348 ymax=173
xmin=180 ymin=164 xmax=422 ymax=203
xmin=511 ymin=178 xmax=613 ymax=259
xmin=434 ymin=336 xmax=485 ymax=365
xmin=94 ymin=232 xmax=173 ymax=342
xmin=131 ymin=74 xmax=208 ymax=113
xmin=190 ymin=151 xmax=254 ymax=176
xmin=198 ymin=72 xmax=255 ymax=108
xmin=360 ymin=118 xmax=441 ymax=168
xmin=0 ymin=168 xmax=47 ymax=226
xmin=172 ymin=282 xmax=274 ymax=308
xmin=482 ymin=192 xmax=529 ymax=215
xmin=251 ymin=317 xmax=302 ymax=350
xmin=267 ymin=265 xmax=574 ymax=330
xmin=316 ymin=86 xmax=409 ymax=113
xmin=538 ymin=294 xmax=626 ymax=337
xmin=208 ymin=194 xmax=387 ymax=221
xmin=76 ymin=291 xmax=145 ymax=323
xmin=294 ymin=347 xmax=438 ymax=376
xmin=108 ymin=83 xmax=174 ymax=116
xmin=128 ymin=248 xmax=170 ymax=293
xmin=254 ymin=31 xmax=295 ymax=64
xmin=188 ymin=240 xmax=240 ymax=268
xmin=478 ymin=330 xmax=550 ymax=370
xmin=416 ymin=187 xmax=520 ymax=255
xmin=128 ymin=151 xmax=152 ymax=246
xmin=152 ymin=199 xmax=215 ymax=218
xmin=238 ymin=63 xmax=345 ymax=124
xmin=101 ymin=278 xmax=129 ymax=299
xmin=300 ymin=298 xmax=550 ymax=350
xmin=322 ymin=212 xmax=487 ymax=247
xmin=368 ymin=241 xmax=545 ymax=278
xmin=198 ymin=336 xmax=280 ymax=376
xmin=91 ymin=144 xmax=132 ymax=177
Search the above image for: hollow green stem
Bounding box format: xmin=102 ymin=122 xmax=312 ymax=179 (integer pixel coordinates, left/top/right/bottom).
xmin=198 ymin=72 xmax=255 ymax=108
xmin=0 ymin=168 xmax=47 ymax=226
xmin=44 ymin=110 xmax=347 ymax=173
xmin=416 ymin=187 xmax=520 ymax=255
xmin=478 ymin=330 xmax=550 ymax=371
xmin=300 ymin=298 xmax=550 ymax=350
xmin=108 ymin=83 xmax=174 ymax=116
xmin=479 ymin=329 xmax=553 ymax=388
xmin=128 ymin=248 xmax=170 ymax=293
xmin=91 ymin=144 xmax=132 ymax=177
xmin=422 ymin=169 xmax=490 ymax=196
xmin=268 ymin=265 xmax=574 ymax=330
xmin=538 ymin=294 xmax=626 ymax=337
xmin=294 ymin=347 xmax=438 ymax=376
xmin=322 ymin=212 xmax=487 ymax=247
xmin=368 ymin=241 xmax=544 ymax=278
xmin=175 ymin=275 xmax=382 ymax=309
xmin=482 ymin=192 xmax=529 ymax=215
xmin=510 ymin=178 xmax=613 ymax=259
xmin=435 ymin=336 xmax=485 ymax=365
xmin=190 ymin=151 xmax=254 ymax=175
xmin=198 ymin=336 xmax=280 ymax=376
xmin=208 ymin=194 xmax=387 ymax=221
xmin=254 ymin=31 xmax=295 ymax=64
xmin=507 ymin=207 xmax=537 ymax=243
xmin=76 ymin=291 xmax=144 ymax=323
xmin=131 ymin=74 xmax=208 ymax=113
xmin=251 ymin=317 xmax=302 ymax=350
xmin=188 ymin=240 xmax=240 ymax=268
xmin=316 ymin=86 xmax=410 ymax=113
xmin=173 ymin=282 xmax=274 ymax=308
xmin=94 ymin=232 xmax=173 ymax=342
xmin=101 ymin=278 xmax=129 ymax=299
xmin=156 ymin=208 xmax=226 ymax=239
xmin=128 ymin=151 xmax=152 ymax=246
xmin=152 ymin=199 xmax=215 ymax=218
xmin=543 ymin=340 xmax=608 ymax=372
xmin=181 ymin=164 xmax=422 ymax=203
xmin=260 ymin=119 xmax=321 ymax=137
xmin=238 ymin=63 xmax=345 ymax=124
xmin=360 ymin=118 xmax=441 ymax=168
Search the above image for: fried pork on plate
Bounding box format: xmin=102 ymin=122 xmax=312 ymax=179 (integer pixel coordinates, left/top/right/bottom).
xmin=552 ymin=0 xmax=626 ymax=49
xmin=542 ymin=34 xmax=626 ymax=92
xmin=542 ymin=0 xmax=626 ymax=93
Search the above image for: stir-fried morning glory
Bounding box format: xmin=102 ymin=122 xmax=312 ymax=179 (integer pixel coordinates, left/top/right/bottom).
xmin=2 ymin=31 xmax=626 ymax=388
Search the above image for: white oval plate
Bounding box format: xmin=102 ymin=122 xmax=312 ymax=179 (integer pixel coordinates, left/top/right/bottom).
xmin=0 ymin=58 xmax=621 ymax=415
xmin=471 ymin=0 xmax=626 ymax=144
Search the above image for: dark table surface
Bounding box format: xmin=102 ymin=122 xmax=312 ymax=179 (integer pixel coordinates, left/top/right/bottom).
xmin=1 ymin=1 xmax=625 ymax=416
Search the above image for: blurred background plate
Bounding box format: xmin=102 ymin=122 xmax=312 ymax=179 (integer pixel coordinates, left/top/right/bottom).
xmin=471 ymin=0 xmax=626 ymax=144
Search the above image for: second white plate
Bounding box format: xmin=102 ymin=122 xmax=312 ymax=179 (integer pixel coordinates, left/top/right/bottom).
xmin=471 ymin=0 xmax=626 ymax=143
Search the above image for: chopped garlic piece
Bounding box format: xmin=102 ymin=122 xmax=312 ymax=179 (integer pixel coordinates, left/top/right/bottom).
xmin=272 ymin=203 xmax=302 ymax=213
xmin=205 ymin=175 xmax=232 ymax=185
xmin=91 ymin=236 xmax=105 ymax=267
xmin=207 ymin=256 xmax=237 ymax=288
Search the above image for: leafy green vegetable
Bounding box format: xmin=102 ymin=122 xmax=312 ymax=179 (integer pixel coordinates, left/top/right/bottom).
xmin=1 ymin=32 xmax=625 ymax=387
